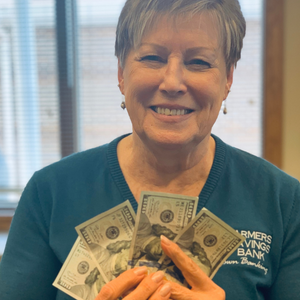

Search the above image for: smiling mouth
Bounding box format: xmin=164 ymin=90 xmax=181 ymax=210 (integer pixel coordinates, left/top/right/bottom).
xmin=150 ymin=106 xmax=193 ymax=116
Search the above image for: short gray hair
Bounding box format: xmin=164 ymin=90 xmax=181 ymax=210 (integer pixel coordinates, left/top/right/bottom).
xmin=115 ymin=0 xmax=246 ymax=73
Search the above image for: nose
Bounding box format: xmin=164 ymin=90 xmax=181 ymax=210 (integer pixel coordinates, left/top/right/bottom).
xmin=159 ymin=59 xmax=187 ymax=97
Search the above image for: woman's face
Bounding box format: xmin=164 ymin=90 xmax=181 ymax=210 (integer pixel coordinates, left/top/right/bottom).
xmin=115 ymin=248 xmax=130 ymax=274
xmin=118 ymin=13 xmax=233 ymax=150
xmin=145 ymin=237 xmax=162 ymax=261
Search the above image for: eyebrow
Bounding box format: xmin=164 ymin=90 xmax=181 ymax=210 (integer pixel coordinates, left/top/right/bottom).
xmin=139 ymin=43 xmax=217 ymax=55
xmin=139 ymin=43 xmax=168 ymax=52
xmin=185 ymin=46 xmax=217 ymax=56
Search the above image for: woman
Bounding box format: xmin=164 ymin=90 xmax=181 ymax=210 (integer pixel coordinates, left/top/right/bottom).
xmin=0 ymin=0 xmax=299 ymax=299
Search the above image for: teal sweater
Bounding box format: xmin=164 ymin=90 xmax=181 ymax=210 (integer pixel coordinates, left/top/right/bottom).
xmin=0 ymin=135 xmax=299 ymax=300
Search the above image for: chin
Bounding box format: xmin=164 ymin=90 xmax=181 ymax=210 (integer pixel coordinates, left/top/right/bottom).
xmin=146 ymin=131 xmax=200 ymax=151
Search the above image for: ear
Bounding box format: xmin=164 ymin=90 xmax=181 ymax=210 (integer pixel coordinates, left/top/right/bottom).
xmin=223 ymin=65 xmax=234 ymax=100
xmin=118 ymin=60 xmax=125 ymax=95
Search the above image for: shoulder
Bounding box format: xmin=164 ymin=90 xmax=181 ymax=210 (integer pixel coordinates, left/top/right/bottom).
xmin=214 ymin=135 xmax=299 ymax=190
xmin=14 ymin=143 xmax=111 ymax=230
xmin=36 ymin=143 xmax=109 ymax=179
xmin=14 ymin=135 xmax=128 ymax=256
xmin=32 ymin=134 xmax=126 ymax=185
xmin=24 ymin=136 xmax=125 ymax=224
xmin=213 ymin=134 xmax=299 ymax=218
xmin=214 ymin=135 xmax=300 ymax=227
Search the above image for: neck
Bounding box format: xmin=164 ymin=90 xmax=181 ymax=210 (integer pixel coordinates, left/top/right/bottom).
xmin=117 ymin=133 xmax=215 ymax=199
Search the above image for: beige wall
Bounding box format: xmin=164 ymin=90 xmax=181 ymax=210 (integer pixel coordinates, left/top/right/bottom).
xmin=282 ymin=0 xmax=300 ymax=181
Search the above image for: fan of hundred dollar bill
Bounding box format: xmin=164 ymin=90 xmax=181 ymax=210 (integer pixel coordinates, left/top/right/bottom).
xmin=53 ymin=191 xmax=245 ymax=300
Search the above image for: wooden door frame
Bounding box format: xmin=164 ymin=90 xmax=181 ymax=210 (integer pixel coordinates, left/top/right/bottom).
xmin=263 ymin=0 xmax=284 ymax=167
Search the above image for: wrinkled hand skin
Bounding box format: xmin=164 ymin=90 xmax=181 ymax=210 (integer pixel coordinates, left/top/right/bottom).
xmin=95 ymin=236 xmax=225 ymax=300
xmin=160 ymin=235 xmax=225 ymax=300
xmin=95 ymin=267 xmax=171 ymax=300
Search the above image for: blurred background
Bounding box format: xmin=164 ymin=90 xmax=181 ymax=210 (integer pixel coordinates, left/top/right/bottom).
xmin=0 ymin=0 xmax=299 ymax=256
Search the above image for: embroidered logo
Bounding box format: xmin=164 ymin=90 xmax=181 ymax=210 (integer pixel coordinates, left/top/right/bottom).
xmin=223 ymin=230 xmax=272 ymax=275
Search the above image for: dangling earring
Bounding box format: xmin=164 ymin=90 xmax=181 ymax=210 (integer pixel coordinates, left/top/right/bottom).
xmin=223 ymin=89 xmax=230 ymax=114
xmin=121 ymin=101 xmax=126 ymax=110
xmin=223 ymin=100 xmax=227 ymax=114
xmin=118 ymin=84 xmax=126 ymax=110
xmin=120 ymin=94 xmax=126 ymax=110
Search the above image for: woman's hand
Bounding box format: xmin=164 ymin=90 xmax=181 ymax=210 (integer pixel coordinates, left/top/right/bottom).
xmin=95 ymin=235 xmax=224 ymax=300
xmin=160 ymin=235 xmax=225 ymax=300
xmin=95 ymin=266 xmax=171 ymax=300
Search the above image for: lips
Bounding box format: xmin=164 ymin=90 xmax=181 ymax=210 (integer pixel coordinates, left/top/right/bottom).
xmin=150 ymin=106 xmax=193 ymax=116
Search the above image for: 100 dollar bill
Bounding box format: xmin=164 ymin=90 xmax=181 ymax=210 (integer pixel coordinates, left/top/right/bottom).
xmin=76 ymin=201 xmax=135 ymax=283
xmin=128 ymin=191 xmax=198 ymax=269
xmin=53 ymin=237 xmax=105 ymax=300
xmin=159 ymin=208 xmax=246 ymax=284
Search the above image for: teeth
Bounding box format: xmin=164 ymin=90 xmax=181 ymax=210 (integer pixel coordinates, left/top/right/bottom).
xmin=154 ymin=107 xmax=189 ymax=116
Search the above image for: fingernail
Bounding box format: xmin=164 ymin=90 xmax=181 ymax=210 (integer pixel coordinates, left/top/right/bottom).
xmin=152 ymin=271 xmax=164 ymax=283
xmin=133 ymin=266 xmax=148 ymax=276
xmin=159 ymin=283 xmax=171 ymax=297
xmin=161 ymin=235 xmax=171 ymax=245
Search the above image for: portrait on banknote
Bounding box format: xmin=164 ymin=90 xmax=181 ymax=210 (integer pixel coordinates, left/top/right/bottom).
xmin=128 ymin=192 xmax=198 ymax=269
xmin=88 ymin=240 xmax=131 ymax=281
xmin=132 ymin=212 xmax=177 ymax=265
xmin=69 ymin=267 xmax=105 ymax=300
xmin=161 ymin=226 xmax=212 ymax=282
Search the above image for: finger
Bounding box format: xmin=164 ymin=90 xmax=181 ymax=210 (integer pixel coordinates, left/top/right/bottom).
xmin=160 ymin=235 xmax=212 ymax=290
xmin=166 ymin=282 xmax=195 ymax=300
xmin=168 ymin=281 xmax=226 ymax=300
xmin=95 ymin=266 xmax=147 ymax=300
xmin=121 ymin=288 xmax=134 ymax=298
xmin=149 ymin=282 xmax=172 ymax=300
xmin=124 ymin=271 xmax=165 ymax=300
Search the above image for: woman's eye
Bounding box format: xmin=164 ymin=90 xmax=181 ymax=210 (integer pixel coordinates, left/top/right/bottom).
xmin=187 ymin=59 xmax=211 ymax=68
xmin=140 ymin=55 xmax=164 ymax=63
